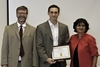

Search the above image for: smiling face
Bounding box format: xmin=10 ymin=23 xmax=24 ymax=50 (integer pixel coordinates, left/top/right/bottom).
xmin=75 ymin=22 xmax=86 ymax=34
xmin=48 ymin=7 xmax=59 ymax=22
xmin=16 ymin=10 xmax=28 ymax=24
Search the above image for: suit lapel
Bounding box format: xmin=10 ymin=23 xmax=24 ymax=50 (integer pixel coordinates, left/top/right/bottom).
xmin=13 ymin=23 xmax=30 ymax=39
xmin=45 ymin=21 xmax=53 ymax=39
xmin=13 ymin=23 xmax=20 ymax=39
xmin=45 ymin=22 xmax=63 ymax=42
xmin=58 ymin=22 xmax=63 ymax=45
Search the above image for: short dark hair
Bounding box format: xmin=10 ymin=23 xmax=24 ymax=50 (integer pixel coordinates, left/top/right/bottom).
xmin=16 ymin=5 xmax=28 ymax=14
xmin=73 ymin=18 xmax=89 ymax=33
xmin=48 ymin=4 xmax=60 ymax=13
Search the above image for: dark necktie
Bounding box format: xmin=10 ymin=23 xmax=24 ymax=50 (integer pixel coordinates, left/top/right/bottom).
xmin=19 ymin=25 xmax=24 ymax=57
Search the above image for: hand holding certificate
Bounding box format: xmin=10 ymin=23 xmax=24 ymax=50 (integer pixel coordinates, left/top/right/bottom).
xmin=52 ymin=45 xmax=71 ymax=60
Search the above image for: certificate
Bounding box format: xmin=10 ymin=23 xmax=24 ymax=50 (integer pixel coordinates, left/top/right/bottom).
xmin=52 ymin=45 xmax=71 ymax=60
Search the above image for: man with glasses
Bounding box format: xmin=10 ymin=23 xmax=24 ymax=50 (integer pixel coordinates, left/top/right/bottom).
xmin=1 ymin=6 xmax=38 ymax=67
xmin=36 ymin=4 xmax=70 ymax=67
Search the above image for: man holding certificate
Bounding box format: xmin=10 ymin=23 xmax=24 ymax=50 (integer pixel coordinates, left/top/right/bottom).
xmin=36 ymin=4 xmax=70 ymax=67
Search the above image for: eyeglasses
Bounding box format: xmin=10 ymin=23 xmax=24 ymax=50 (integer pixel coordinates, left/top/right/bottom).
xmin=17 ymin=12 xmax=27 ymax=15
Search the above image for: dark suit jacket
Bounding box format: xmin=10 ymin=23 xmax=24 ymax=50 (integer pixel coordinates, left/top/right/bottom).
xmin=1 ymin=22 xmax=38 ymax=67
xmin=36 ymin=21 xmax=70 ymax=67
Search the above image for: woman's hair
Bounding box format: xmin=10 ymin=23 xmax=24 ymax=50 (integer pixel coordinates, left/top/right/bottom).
xmin=73 ymin=18 xmax=89 ymax=33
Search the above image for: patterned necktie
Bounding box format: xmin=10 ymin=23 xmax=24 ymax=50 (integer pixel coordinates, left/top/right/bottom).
xmin=19 ymin=25 xmax=24 ymax=57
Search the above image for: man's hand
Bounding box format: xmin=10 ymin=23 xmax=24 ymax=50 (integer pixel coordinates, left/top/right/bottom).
xmin=46 ymin=58 xmax=56 ymax=65
xmin=2 ymin=65 xmax=7 ymax=67
xmin=57 ymin=59 xmax=64 ymax=62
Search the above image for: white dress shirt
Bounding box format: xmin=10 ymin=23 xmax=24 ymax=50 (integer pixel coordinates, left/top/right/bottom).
xmin=17 ymin=22 xmax=26 ymax=33
xmin=48 ymin=20 xmax=59 ymax=46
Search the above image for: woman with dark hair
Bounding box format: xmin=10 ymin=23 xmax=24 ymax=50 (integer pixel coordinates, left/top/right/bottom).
xmin=70 ymin=18 xmax=99 ymax=67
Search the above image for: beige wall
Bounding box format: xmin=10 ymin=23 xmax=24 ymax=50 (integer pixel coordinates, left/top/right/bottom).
xmin=0 ymin=0 xmax=7 ymax=66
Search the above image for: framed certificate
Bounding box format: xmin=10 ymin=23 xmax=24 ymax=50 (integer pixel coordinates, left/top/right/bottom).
xmin=52 ymin=45 xmax=71 ymax=60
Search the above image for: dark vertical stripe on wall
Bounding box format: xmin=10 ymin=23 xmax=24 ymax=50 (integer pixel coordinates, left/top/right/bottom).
xmin=7 ymin=0 xmax=9 ymax=25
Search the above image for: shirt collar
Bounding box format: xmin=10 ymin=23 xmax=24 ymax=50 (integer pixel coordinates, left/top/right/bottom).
xmin=17 ymin=22 xmax=26 ymax=28
xmin=48 ymin=20 xmax=58 ymax=27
